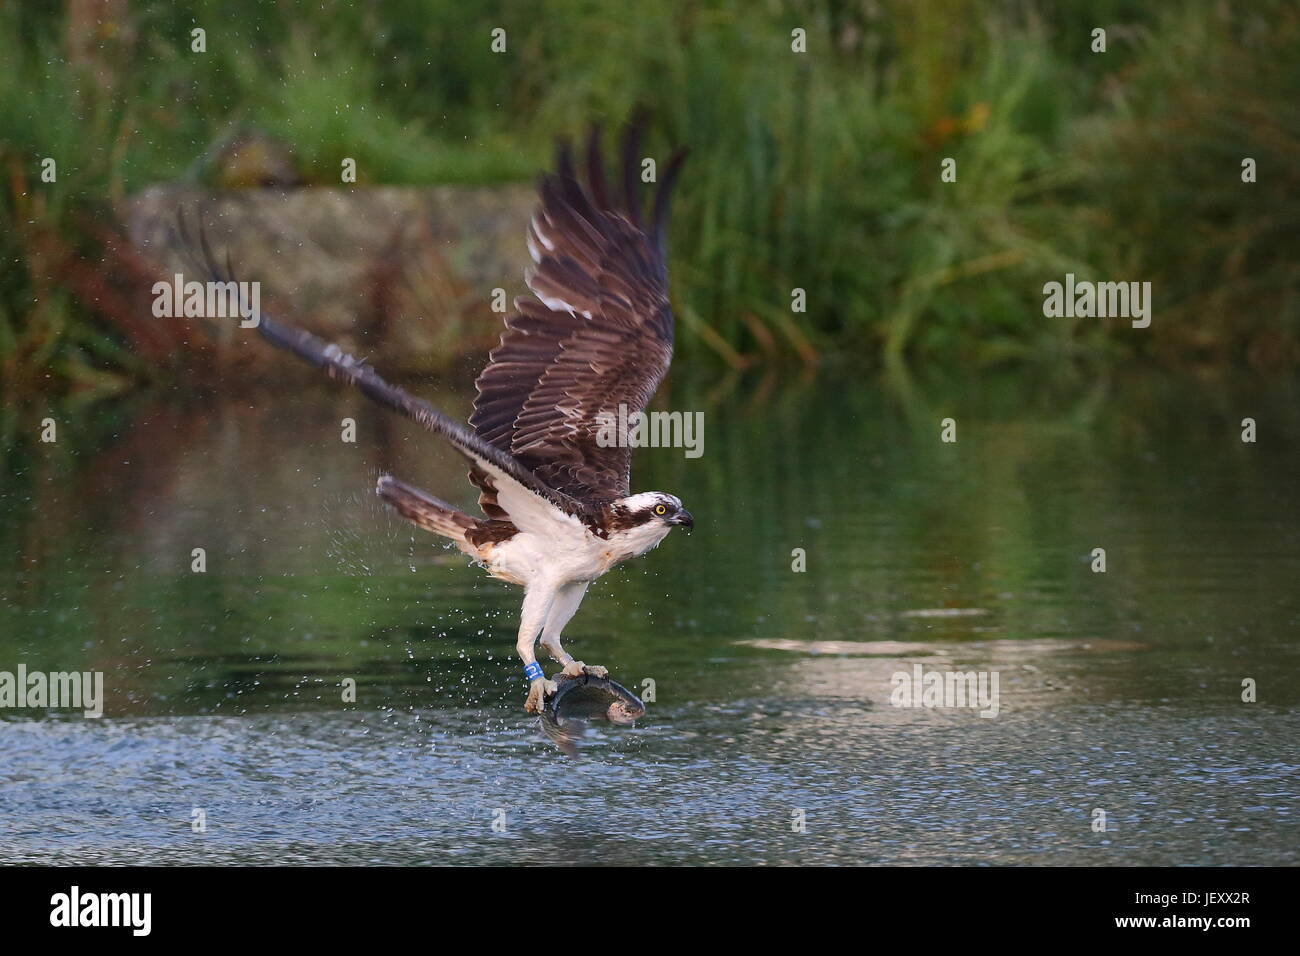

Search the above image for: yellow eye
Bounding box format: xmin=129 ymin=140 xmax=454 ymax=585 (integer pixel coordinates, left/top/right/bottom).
xmin=654 ymin=504 xmax=667 ymax=515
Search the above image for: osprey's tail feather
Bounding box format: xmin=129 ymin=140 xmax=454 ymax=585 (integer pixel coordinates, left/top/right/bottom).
xmin=376 ymin=475 xmax=479 ymax=555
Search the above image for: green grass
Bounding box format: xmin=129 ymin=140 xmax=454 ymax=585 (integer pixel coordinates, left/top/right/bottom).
xmin=2 ymin=0 xmax=1298 ymax=395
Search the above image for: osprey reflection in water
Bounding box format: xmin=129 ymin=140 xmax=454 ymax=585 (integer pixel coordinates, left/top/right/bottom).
xmin=189 ymin=125 xmax=692 ymax=713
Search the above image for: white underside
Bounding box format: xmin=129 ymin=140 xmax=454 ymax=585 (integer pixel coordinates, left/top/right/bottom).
xmin=454 ymin=446 xmax=675 ymax=679
xmin=462 ymin=447 xmax=672 ymax=590
xmin=480 ymin=518 xmax=671 ymax=589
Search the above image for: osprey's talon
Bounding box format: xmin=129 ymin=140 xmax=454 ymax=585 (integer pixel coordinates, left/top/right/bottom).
xmin=524 ymin=677 xmax=558 ymax=714
xmin=562 ymin=660 xmax=608 ymax=679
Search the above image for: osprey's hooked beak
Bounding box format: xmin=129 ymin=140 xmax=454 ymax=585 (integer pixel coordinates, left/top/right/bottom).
xmin=670 ymin=509 xmax=694 ymax=529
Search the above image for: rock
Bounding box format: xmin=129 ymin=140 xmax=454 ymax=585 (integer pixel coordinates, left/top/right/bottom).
xmin=124 ymin=183 xmax=536 ymax=373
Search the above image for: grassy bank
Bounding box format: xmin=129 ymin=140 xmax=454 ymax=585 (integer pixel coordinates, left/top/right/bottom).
xmin=2 ymin=0 xmax=1297 ymax=396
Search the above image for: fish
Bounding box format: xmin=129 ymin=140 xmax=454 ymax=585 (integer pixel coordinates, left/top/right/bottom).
xmin=539 ymin=673 xmax=646 ymax=756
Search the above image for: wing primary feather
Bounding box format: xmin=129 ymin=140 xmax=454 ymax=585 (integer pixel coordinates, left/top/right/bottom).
xmin=585 ymin=125 xmax=611 ymax=210
xmin=554 ymin=138 xmax=589 ymax=215
xmin=620 ymin=121 xmax=643 ymax=227
xmin=653 ymin=147 xmax=689 ymax=259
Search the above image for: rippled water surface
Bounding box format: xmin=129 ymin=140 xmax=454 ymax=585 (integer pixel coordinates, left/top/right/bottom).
xmin=2 ymin=370 xmax=1298 ymax=864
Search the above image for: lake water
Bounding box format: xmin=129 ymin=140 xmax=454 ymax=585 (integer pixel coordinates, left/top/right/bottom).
xmin=2 ymin=367 xmax=1297 ymax=865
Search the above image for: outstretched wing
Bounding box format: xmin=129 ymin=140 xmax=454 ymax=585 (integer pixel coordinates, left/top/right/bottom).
xmin=172 ymin=210 xmax=600 ymax=529
xmin=470 ymin=124 xmax=687 ymax=505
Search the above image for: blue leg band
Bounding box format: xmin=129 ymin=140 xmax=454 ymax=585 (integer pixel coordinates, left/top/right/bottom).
xmin=523 ymin=662 xmax=544 ymax=681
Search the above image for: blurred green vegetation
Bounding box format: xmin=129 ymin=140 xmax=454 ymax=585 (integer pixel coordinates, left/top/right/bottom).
xmin=1 ymin=0 xmax=1298 ymax=396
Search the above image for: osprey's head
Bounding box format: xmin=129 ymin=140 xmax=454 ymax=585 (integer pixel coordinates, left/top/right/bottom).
xmin=609 ymin=492 xmax=694 ymax=532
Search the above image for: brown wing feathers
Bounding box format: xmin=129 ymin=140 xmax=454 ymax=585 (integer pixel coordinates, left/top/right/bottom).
xmin=177 ymin=121 xmax=684 ymax=535
xmin=469 ymin=123 xmax=685 ymax=506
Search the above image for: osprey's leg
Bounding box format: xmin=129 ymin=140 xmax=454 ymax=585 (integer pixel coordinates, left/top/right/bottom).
xmin=538 ymin=582 xmax=607 ymax=678
xmin=535 ymin=582 xmax=605 ymax=681
xmin=519 ymin=586 xmax=558 ymax=714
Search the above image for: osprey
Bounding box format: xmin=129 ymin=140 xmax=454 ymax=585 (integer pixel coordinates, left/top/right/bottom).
xmin=185 ymin=124 xmax=691 ymax=714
